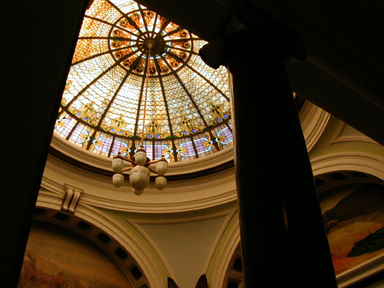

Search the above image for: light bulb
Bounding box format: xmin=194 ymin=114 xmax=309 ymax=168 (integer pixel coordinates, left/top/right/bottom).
xmin=112 ymin=157 xmax=124 ymax=173
xmin=129 ymin=166 xmax=150 ymax=195
xmin=157 ymin=161 xmax=168 ymax=176
xmin=155 ymin=176 xmax=167 ymax=190
xmin=112 ymin=174 xmax=124 ymax=187
xmin=134 ymin=150 xmax=147 ymax=166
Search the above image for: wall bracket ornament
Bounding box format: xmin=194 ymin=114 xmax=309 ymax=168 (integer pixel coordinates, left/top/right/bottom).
xmin=62 ymin=184 xmax=84 ymax=214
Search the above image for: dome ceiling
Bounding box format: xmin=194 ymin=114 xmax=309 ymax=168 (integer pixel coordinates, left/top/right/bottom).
xmin=54 ymin=0 xmax=233 ymax=163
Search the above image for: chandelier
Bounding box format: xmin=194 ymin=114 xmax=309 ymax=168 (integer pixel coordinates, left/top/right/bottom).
xmin=112 ymin=40 xmax=168 ymax=195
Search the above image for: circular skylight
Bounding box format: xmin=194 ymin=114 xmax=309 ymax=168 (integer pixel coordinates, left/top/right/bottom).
xmin=54 ymin=0 xmax=233 ymax=162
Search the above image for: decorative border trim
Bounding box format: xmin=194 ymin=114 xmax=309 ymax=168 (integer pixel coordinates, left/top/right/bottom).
xmin=337 ymin=253 xmax=384 ymax=287
xmin=129 ymin=210 xmax=235 ymax=225
xmin=50 ymin=135 xmax=235 ymax=177
xmin=42 ymin=153 xmax=237 ymax=213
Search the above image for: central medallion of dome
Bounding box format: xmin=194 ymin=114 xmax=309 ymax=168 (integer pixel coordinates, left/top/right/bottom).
xmin=109 ymin=9 xmax=193 ymax=76
xmin=54 ymin=0 xmax=233 ymax=163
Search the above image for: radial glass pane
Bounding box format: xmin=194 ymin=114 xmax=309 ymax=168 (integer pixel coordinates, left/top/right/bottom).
xmin=56 ymin=0 xmax=233 ymax=162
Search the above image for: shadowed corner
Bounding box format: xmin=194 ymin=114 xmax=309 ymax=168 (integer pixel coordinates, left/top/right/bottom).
xmin=168 ymin=274 xmax=208 ymax=288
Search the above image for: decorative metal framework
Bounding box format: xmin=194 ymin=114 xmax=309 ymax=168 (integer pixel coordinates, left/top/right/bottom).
xmin=54 ymin=0 xmax=233 ymax=162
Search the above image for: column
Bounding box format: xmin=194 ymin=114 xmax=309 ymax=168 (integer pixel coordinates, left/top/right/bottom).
xmin=0 ymin=1 xmax=89 ymax=287
xmin=201 ymin=19 xmax=337 ymax=288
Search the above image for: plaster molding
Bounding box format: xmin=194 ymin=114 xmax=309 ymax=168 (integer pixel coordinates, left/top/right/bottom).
xmin=62 ymin=184 xmax=83 ymax=214
xmin=337 ymin=253 xmax=384 ymax=287
xmin=50 ymin=100 xmax=327 ymax=176
xmin=128 ymin=210 xmax=236 ymax=225
xmin=336 ymin=255 xmax=384 ymax=288
xmin=42 ymin=154 xmax=237 ymax=213
xmin=35 ymin=192 xmax=165 ymax=288
xmin=203 ymin=209 xmax=237 ymax=273
xmin=38 ymin=189 xmax=64 ymax=209
xmin=209 ymin=219 xmax=240 ymax=288
xmin=311 ymin=152 xmax=384 ymax=180
xmin=128 ymin=209 xmax=237 ymax=281
xmin=330 ymin=121 xmax=379 ymax=145
xmin=130 ymin=211 xmax=234 ymax=288
xmin=45 ymin=99 xmax=328 ymax=214
xmin=299 ymin=101 xmax=330 ymax=152
xmin=129 ymin=221 xmax=177 ymax=282
xmin=41 ymin=175 xmax=66 ymax=195
xmin=50 ymin=135 xmax=234 ymax=176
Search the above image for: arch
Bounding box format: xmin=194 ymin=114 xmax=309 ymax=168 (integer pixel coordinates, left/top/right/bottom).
xmin=311 ymin=152 xmax=384 ymax=181
xmin=35 ymin=192 xmax=167 ymax=288
xmin=210 ymin=152 xmax=384 ymax=288
xmin=207 ymin=211 xmax=240 ymax=288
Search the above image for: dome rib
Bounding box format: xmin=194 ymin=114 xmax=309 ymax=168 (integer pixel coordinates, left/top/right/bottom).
xmin=132 ymin=53 xmax=147 ymax=141
xmin=160 ymin=54 xmax=210 ymax=130
xmin=72 ymin=42 xmax=132 ymax=67
xmin=137 ymin=5 xmax=150 ymax=33
xmin=107 ymin=0 xmax=126 ymax=19
xmin=155 ymin=61 xmax=179 ymax=160
xmin=65 ymin=49 xmax=138 ymax=111
xmin=185 ymin=63 xmax=230 ymax=102
xmin=155 ymin=63 xmax=174 ymax=139
xmin=54 ymin=0 xmax=234 ymax=163
xmin=64 ymin=64 xmax=115 ymax=111
xmin=95 ymin=68 xmax=131 ymax=128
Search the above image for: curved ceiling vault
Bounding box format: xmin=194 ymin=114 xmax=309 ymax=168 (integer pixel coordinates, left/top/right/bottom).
xmin=54 ymin=0 xmax=234 ymax=165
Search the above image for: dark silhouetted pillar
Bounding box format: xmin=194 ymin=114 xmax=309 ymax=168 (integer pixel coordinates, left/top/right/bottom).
xmin=0 ymin=1 xmax=88 ymax=287
xmin=200 ymin=6 xmax=337 ymax=285
xmin=225 ymin=29 xmax=337 ymax=287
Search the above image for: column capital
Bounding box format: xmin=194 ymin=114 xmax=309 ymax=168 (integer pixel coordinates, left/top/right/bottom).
xmin=199 ymin=2 xmax=307 ymax=70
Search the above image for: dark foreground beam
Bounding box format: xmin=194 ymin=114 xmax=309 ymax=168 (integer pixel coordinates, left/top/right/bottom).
xmin=0 ymin=1 xmax=88 ymax=287
xmin=200 ymin=11 xmax=337 ymax=285
xmin=225 ymin=30 xmax=337 ymax=287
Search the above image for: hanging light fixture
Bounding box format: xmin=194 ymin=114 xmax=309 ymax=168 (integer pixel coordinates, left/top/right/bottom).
xmin=112 ymin=40 xmax=168 ymax=195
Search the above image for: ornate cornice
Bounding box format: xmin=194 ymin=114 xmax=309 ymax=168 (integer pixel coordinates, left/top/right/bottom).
xmin=42 ymin=153 xmax=237 ymax=213
xmin=311 ymin=152 xmax=384 ymax=180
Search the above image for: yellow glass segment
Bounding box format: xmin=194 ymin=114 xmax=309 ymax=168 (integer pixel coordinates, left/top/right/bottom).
xmin=57 ymin=0 xmax=233 ymax=161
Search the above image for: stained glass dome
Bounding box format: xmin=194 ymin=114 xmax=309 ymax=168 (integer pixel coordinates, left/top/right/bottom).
xmin=54 ymin=0 xmax=233 ymax=163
